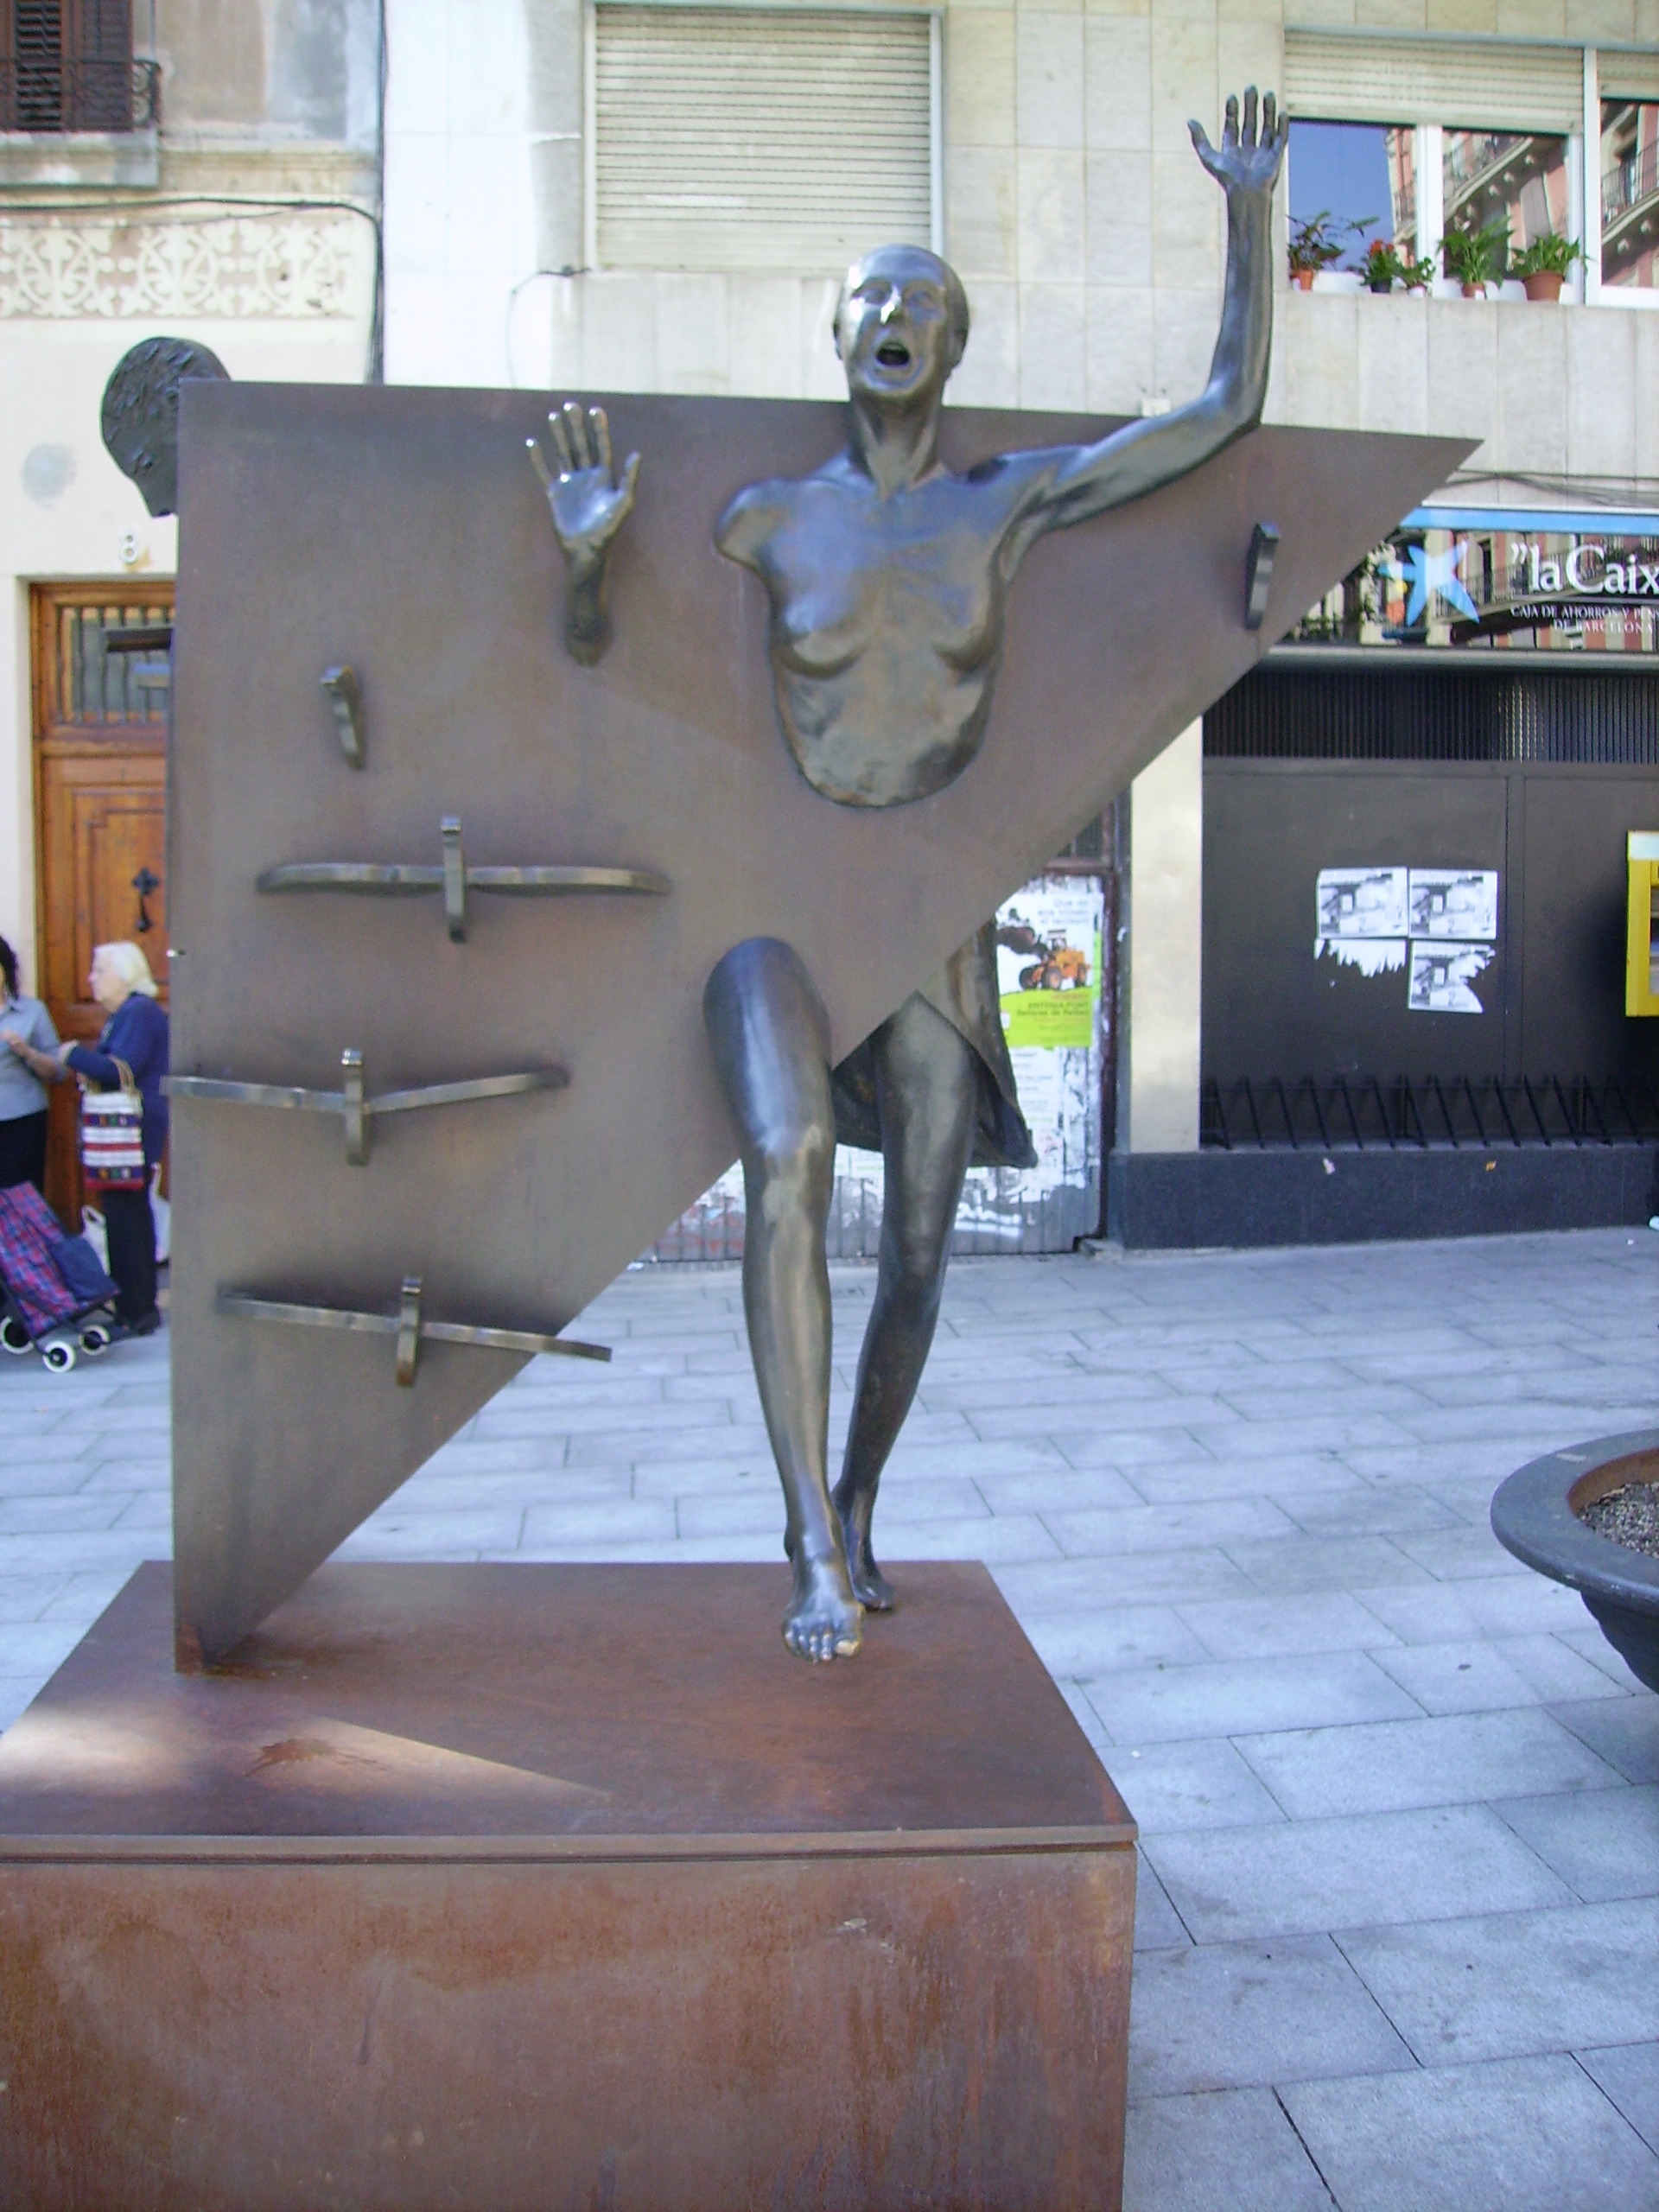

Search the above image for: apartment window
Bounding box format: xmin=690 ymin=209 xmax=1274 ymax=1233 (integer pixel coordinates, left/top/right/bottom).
xmin=1443 ymin=128 xmax=1570 ymax=257
xmin=0 ymin=1 xmax=155 ymax=133
xmin=1288 ymin=119 xmax=1415 ymax=268
xmin=1601 ymin=99 xmax=1659 ymax=289
xmin=1285 ymin=34 xmax=1585 ymax=283
xmin=592 ymin=4 xmax=936 ymax=273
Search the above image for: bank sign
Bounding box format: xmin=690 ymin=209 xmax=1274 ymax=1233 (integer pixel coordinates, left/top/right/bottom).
xmin=1296 ymin=513 xmax=1659 ymax=653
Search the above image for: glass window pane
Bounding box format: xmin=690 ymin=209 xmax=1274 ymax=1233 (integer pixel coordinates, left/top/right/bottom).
xmin=1443 ymin=130 xmax=1570 ymax=261
xmin=1288 ymin=120 xmax=1416 ymax=267
xmin=1601 ymin=100 xmax=1659 ymax=289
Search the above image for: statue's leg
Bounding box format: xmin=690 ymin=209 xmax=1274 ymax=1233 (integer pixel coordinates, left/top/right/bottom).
xmin=703 ymin=938 xmax=863 ymax=1662
xmin=833 ymin=994 xmax=977 ymax=1611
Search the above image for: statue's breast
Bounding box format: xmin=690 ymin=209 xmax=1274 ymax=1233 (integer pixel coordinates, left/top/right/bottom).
xmin=760 ymin=492 xmax=1006 ymax=808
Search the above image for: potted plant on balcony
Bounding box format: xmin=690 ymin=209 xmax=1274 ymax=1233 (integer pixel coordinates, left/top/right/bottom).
xmin=1288 ymin=211 xmax=1353 ymax=289
xmin=1363 ymin=239 xmax=1403 ymax=293
xmin=1510 ymin=230 xmax=1584 ymax=301
xmin=1441 ymin=216 xmax=1510 ymax=297
xmin=1402 ymin=252 xmax=1437 ymax=295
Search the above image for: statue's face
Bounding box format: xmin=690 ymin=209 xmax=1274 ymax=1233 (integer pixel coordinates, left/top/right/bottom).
xmin=835 ymin=248 xmax=964 ymax=410
xmin=107 ymin=404 xmax=177 ymax=518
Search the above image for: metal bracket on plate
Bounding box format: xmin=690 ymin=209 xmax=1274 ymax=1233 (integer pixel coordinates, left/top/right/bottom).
xmin=255 ymin=818 xmax=671 ymax=924
xmin=321 ymin=664 xmax=366 ymax=769
xmin=442 ymin=815 xmax=466 ymax=940
xmin=1244 ymin=522 xmax=1280 ymax=631
xmin=165 ymin=1050 xmax=569 ymax=1166
xmin=216 ymin=1283 xmax=611 ymax=1382
xmin=396 ymin=1274 xmax=423 ymax=1385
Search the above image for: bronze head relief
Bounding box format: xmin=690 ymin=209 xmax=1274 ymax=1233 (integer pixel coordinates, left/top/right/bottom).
xmin=100 ymin=336 xmax=232 ymax=519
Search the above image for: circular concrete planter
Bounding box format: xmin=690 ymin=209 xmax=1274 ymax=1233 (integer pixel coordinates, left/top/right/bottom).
xmin=1491 ymin=1432 xmax=1659 ymax=1692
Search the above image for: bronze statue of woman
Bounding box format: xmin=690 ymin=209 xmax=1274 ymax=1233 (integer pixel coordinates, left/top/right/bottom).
xmin=536 ymin=91 xmax=1287 ymax=1661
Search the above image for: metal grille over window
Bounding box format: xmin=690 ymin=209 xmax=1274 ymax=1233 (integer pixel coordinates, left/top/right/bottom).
xmin=594 ymin=4 xmax=933 ymax=273
xmin=1283 ymin=32 xmax=1581 ymax=134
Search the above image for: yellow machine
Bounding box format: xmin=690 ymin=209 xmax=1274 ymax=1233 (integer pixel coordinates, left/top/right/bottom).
xmin=1628 ymin=831 xmax=1659 ymax=1016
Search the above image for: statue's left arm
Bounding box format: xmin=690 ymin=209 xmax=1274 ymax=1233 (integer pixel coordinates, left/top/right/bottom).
xmin=1007 ymin=90 xmax=1287 ymax=543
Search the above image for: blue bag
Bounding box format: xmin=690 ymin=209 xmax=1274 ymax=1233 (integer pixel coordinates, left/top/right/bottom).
xmin=51 ymin=1234 xmax=119 ymax=1309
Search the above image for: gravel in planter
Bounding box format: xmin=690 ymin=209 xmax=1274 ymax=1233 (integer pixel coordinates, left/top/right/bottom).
xmin=1581 ymin=1481 xmax=1659 ymax=1560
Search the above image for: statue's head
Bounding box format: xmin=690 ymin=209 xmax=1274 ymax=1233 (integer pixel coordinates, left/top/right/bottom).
xmin=100 ymin=336 xmax=231 ymax=518
xmin=834 ymin=245 xmax=969 ymax=412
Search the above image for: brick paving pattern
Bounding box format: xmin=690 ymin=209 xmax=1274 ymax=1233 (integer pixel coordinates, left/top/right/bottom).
xmin=3 ymin=1226 xmax=1656 ymax=2208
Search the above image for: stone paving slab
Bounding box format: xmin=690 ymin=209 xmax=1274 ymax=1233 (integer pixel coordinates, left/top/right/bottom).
xmin=1 ymin=1224 xmax=1656 ymax=2209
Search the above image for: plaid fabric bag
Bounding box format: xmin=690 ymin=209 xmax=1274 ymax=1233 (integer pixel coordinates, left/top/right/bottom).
xmin=0 ymin=1184 xmax=79 ymax=1337
xmin=79 ymin=1056 xmax=146 ymax=1192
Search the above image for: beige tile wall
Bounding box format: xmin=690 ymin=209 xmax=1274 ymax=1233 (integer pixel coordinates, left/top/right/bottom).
xmin=387 ymin=0 xmax=1659 ymax=482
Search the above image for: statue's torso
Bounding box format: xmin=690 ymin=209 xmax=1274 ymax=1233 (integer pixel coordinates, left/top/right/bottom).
xmin=722 ymin=461 xmax=1030 ymax=809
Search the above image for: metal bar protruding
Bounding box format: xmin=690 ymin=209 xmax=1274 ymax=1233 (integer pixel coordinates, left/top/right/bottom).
xmin=466 ymin=866 xmax=672 ymax=896
xmin=442 ymin=816 xmax=466 ymax=941
xmin=216 ymin=1287 xmax=611 ymax=1372
xmin=256 ymin=817 xmax=671 ymax=915
xmin=342 ymin=1049 xmax=367 ymax=1166
xmin=321 ymin=664 xmax=366 ymax=769
xmin=396 ymin=1275 xmax=423 ymax=1386
xmin=167 ymin=1058 xmax=569 ymax=1166
xmin=163 ymin=1076 xmax=340 ymax=1113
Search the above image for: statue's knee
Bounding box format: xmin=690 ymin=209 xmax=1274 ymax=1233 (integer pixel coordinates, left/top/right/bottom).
xmin=753 ymin=1115 xmax=835 ymax=1209
xmin=703 ymin=938 xmax=829 ymax=1056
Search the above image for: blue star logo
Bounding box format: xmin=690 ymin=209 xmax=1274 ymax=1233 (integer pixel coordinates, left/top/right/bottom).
xmin=1389 ymin=541 xmax=1479 ymax=626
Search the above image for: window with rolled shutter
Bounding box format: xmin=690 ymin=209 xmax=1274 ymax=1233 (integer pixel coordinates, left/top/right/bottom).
xmin=1284 ymin=31 xmax=1583 ymax=132
xmin=0 ymin=0 xmax=136 ymax=131
xmin=594 ymin=4 xmax=935 ymax=274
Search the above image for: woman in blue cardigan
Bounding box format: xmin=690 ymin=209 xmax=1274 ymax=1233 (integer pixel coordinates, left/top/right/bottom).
xmin=61 ymin=943 xmax=168 ymax=1335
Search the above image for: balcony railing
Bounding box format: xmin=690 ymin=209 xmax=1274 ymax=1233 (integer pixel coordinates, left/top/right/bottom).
xmin=0 ymin=55 xmax=158 ymax=135
xmin=1605 ymin=137 xmax=1659 ymax=227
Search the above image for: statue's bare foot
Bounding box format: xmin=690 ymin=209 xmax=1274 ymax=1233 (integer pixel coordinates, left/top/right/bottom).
xmin=834 ymin=1486 xmax=896 ymax=1611
xmin=784 ymin=1552 xmax=864 ymax=1662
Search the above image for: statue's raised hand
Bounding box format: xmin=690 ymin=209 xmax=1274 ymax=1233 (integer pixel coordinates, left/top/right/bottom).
xmin=1189 ymin=87 xmax=1287 ymax=206
xmin=527 ymin=402 xmax=640 ymax=665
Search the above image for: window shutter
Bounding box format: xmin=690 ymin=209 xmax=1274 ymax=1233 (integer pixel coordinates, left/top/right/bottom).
xmin=1601 ymin=51 xmax=1659 ymax=102
xmin=66 ymin=0 xmax=131 ymax=129
xmin=1284 ymin=32 xmax=1584 ymax=132
xmin=594 ymin=4 xmax=933 ymax=274
xmin=8 ymin=1 xmax=66 ymax=130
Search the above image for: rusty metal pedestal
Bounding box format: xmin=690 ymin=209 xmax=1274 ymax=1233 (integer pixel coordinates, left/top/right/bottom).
xmin=0 ymin=1560 xmax=1137 ymax=2212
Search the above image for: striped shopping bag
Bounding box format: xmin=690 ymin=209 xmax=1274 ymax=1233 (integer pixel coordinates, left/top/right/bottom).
xmin=79 ymin=1058 xmax=147 ymax=1192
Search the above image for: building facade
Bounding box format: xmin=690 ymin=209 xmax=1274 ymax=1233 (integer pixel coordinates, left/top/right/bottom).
xmin=0 ymin=0 xmax=378 ymax=1214
xmin=8 ymin=0 xmax=1657 ymax=1240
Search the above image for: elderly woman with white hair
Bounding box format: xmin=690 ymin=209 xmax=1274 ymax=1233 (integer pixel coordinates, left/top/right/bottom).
xmin=8 ymin=941 xmax=170 ymax=1338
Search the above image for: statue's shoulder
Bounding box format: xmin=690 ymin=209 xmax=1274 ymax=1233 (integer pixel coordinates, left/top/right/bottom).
xmin=715 ymin=456 xmax=848 ymax=569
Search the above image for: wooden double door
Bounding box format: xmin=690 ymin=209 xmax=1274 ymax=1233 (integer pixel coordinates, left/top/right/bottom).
xmin=31 ymin=581 xmax=172 ymax=1226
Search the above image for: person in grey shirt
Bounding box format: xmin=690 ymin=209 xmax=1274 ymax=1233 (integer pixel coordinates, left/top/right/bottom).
xmin=0 ymin=934 xmax=63 ymax=1193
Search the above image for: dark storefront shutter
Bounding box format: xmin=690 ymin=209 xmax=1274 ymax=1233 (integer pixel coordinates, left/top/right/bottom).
xmin=1205 ymin=666 xmax=1659 ymax=765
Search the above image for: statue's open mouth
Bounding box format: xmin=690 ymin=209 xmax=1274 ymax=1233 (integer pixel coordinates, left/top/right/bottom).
xmin=875 ymin=340 xmax=911 ymax=368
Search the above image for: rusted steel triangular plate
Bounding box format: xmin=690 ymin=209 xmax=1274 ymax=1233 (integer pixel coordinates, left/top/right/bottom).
xmin=168 ymin=385 xmax=1469 ymax=1662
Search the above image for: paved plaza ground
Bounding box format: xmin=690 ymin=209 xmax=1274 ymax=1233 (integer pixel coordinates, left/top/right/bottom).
xmin=3 ymin=1225 xmax=1657 ymax=2208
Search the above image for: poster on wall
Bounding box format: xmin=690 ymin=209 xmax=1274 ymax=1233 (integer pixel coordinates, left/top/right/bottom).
xmin=1315 ymin=866 xmax=1408 ymax=940
xmin=1314 ymin=865 xmax=1497 ymax=1014
xmin=1408 ymin=941 xmax=1494 ymax=1014
xmin=1407 ymin=868 xmax=1498 ymax=940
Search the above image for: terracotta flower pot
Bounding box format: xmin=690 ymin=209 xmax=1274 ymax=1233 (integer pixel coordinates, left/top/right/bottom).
xmin=1290 ymin=269 xmax=1315 ymax=291
xmin=1522 ymin=270 xmax=1565 ymax=302
xmin=1460 ymin=280 xmax=1488 ymax=299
